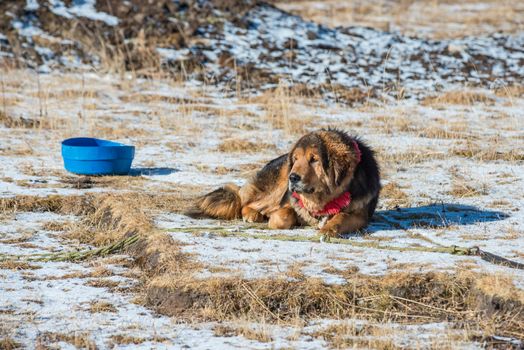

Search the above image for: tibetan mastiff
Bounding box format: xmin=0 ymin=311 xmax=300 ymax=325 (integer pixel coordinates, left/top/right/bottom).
xmin=189 ymin=129 xmax=380 ymax=237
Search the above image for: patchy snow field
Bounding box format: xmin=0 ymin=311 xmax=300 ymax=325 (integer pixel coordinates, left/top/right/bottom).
xmin=0 ymin=0 xmax=523 ymax=348
xmin=0 ymin=68 xmax=523 ymax=348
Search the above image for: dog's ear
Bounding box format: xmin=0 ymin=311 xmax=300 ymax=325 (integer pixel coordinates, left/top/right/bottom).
xmin=325 ymin=143 xmax=352 ymax=187
xmin=318 ymin=140 xmax=330 ymax=173
xmin=287 ymin=147 xmax=295 ymax=172
xmin=332 ymin=157 xmax=349 ymax=187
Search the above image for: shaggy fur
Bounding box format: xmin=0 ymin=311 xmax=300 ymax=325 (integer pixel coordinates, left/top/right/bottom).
xmin=188 ymin=129 xmax=381 ymax=236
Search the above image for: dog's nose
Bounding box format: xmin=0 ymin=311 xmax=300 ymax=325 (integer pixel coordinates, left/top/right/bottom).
xmin=289 ymin=173 xmax=301 ymax=183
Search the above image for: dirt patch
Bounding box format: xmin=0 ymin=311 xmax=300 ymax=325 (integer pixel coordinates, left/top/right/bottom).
xmin=145 ymin=270 xmax=524 ymax=340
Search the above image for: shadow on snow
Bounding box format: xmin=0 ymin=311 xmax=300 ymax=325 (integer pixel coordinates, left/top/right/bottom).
xmin=368 ymin=203 xmax=509 ymax=233
xmin=129 ymin=167 xmax=179 ymax=176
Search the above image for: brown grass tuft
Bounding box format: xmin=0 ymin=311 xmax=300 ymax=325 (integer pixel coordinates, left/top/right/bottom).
xmin=66 ymin=193 xmax=153 ymax=246
xmin=495 ymin=84 xmax=524 ymax=98
xmin=0 ymin=337 xmax=21 ymax=350
xmin=452 ymin=142 xmax=524 ymax=162
xmin=449 ymin=182 xmax=487 ymax=198
xmin=0 ymin=261 xmax=41 ymax=270
xmin=0 ymin=194 xmax=92 ymax=216
xmin=213 ymin=323 xmax=273 ymax=342
xmin=422 ymin=91 xmax=494 ymax=106
xmin=88 ymin=301 xmax=117 ymax=313
xmin=36 ymin=332 xmax=96 ymax=349
xmin=85 ymin=279 xmax=120 ymax=289
xmin=110 ymin=334 xmax=147 ymax=345
xmin=0 ymin=110 xmax=40 ymax=128
xmin=247 ymin=83 xmax=315 ymax=135
xmin=217 ymin=139 xmax=277 ymax=153
xmin=311 ymin=322 xmax=399 ymax=349
xmin=380 ymin=182 xmax=411 ymax=209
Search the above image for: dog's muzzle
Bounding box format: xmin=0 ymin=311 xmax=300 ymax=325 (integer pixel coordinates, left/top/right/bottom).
xmin=288 ymin=173 xmax=314 ymax=193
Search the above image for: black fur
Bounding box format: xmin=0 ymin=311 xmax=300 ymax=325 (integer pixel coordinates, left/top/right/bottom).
xmin=254 ymin=153 xmax=288 ymax=192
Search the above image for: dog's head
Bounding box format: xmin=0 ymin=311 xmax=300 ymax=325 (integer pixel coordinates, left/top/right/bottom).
xmin=288 ymin=130 xmax=360 ymax=202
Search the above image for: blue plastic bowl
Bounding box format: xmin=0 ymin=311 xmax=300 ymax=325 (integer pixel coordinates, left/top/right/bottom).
xmin=61 ymin=137 xmax=135 ymax=175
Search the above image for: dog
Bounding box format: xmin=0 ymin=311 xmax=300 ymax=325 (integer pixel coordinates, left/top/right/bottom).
xmin=188 ymin=129 xmax=380 ymax=237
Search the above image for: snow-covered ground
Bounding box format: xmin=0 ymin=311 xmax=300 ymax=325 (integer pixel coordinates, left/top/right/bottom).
xmin=2 ymin=1 xmax=524 ymax=98
xmin=1 ymin=0 xmax=523 ymax=347
xmin=0 ymin=68 xmax=523 ymax=348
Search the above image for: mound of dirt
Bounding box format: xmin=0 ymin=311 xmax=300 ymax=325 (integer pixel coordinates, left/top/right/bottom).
xmin=1 ymin=0 xmax=523 ymax=99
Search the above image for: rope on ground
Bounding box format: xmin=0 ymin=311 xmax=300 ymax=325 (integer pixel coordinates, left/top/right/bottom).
xmin=2 ymin=225 xmax=523 ymax=271
xmin=0 ymin=234 xmax=140 ymax=263
xmin=166 ymin=226 xmax=524 ymax=270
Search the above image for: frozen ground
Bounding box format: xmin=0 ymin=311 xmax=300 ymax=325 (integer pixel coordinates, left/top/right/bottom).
xmin=1 ymin=1 xmax=524 ymax=98
xmin=0 ymin=0 xmax=523 ymax=348
xmin=0 ymin=69 xmax=523 ymax=348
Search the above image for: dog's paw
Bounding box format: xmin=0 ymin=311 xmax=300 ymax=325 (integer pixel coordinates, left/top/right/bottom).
xmin=241 ymin=207 xmax=265 ymax=223
xmin=319 ymin=223 xmax=341 ymax=238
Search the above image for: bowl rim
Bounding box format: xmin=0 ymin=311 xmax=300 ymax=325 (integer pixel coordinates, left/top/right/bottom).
xmin=62 ymin=137 xmax=134 ymax=148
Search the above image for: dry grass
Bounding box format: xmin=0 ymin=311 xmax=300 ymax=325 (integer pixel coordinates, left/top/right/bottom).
xmin=217 ymin=139 xmax=277 ymax=153
xmin=36 ymin=332 xmax=96 ymax=349
xmin=42 ymin=221 xmax=72 ymax=231
xmin=7 ymin=191 xmax=523 ymax=342
xmin=503 ymin=227 xmax=521 ymax=240
xmin=213 ymin=323 xmax=273 ymax=342
xmin=380 ymin=182 xmax=411 ymax=209
xmin=119 ymin=93 xmax=205 ymax=105
xmin=0 ymin=337 xmax=21 ymax=350
xmin=88 ymin=301 xmax=117 ymax=313
xmin=370 ymin=114 xmax=416 ymax=135
xmin=311 ymin=322 xmax=400 ymax=349
xmin=377 ymin=149 xmax=447 ymax=168
xmin=422 ymin=91 xmax=495 ymax=106
xmin=85 ymin=279 xmax=120 ymax=290
xmin=0 ymin=261 xmax=41 ymax=270
xmin=451 ymin=142 xmax=524 ymax=162
xmin=110 ymin=334 xmax=147 ymax=345
xmin=418 ymin=125 xmax=472 ymax=140
xmin=1 ymin=187 xmax=523 ymax=346
xmin=495 ymin=84 xmax=524 ymax=98
xmin=246 ymin=83 xmax=315 ymax=135
xmin=275 ymin=0 xmax=524 ymax=39
xmin=449 ymin=182 xmax=487 ymax=198
xmin=145 ymin=270 xmax=524 ymax=339
xmin=0 ymin=110 xmax=40 ymax=128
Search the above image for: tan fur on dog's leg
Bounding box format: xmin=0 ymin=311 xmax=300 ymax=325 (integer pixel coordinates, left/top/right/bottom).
xmin=268 ymin=208 xmax=297 ymax=229
xmin=242 ymin=206 xmax=265 ymax=223
xmin=320 ymin=210 xmax=368 ymax=237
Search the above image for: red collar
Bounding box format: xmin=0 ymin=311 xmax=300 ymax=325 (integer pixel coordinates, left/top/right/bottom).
xmin=291 ymin=139 xmax=361 ymax=217
xmin=292 ymin=191 xmax=351 ymax=217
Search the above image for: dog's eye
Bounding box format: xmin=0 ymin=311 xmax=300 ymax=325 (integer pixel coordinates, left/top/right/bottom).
xmin=309 ymin=156 xmax=318 ymax=164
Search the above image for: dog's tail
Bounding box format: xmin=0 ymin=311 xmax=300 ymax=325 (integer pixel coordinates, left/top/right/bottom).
xmin=186 ymin=184 xmax=242 ymax=220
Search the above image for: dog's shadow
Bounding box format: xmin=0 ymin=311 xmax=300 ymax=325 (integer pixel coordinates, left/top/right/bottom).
xmin=367 ymin=203 xmax=509 ymax=232
xmin=129 ymin=167 xmax=179 ymax=176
